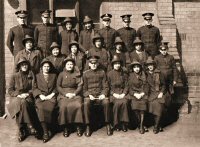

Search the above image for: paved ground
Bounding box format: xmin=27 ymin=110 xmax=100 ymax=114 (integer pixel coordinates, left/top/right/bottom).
xmin=0 ymin=109 xmax=200 ymax=147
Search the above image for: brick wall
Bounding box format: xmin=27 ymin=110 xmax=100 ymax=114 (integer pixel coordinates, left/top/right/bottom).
xmin=174 ymin=1 xmax=200 ymax=99
xmin=4 ymin=0 xmax=19 ymax=88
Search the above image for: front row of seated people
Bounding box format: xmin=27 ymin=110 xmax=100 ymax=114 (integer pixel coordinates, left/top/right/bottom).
xmin=8 ymin=53 xmax=171 ymax=143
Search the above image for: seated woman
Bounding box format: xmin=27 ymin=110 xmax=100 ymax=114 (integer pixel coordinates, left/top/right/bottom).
xmin=57 ymin=57 xmax=84 ymax=137
xmin=146 ymin=58 xmax=167 ymax=134
xmin=67 ymin=41 xmax=85 ymax=73
xmin=7 ymin=57 xmax=38 ymax=142
xmin=33 ymin=58 xmax=58 ymax=143
xmin=107 ymin=55 xmax=129 ymax=132
xmin=128 ymin=60 xmax=148 ymax=134
xmin=46 ymin=42 xmax=66 ymax=75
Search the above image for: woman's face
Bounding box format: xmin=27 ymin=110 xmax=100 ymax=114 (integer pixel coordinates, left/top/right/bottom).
xmin=25 ymin=40 xmax=33 ymax=50
xmin=65 ymin=61 xmax=74 ymax=71
xmin=95 ymin=39 xmax=102 ymax=48
xmin=42 ymin=63 xmax=50 ymax=73
xmin=70 ymin=45 xmax=78 ymax=54
xmin=113 ymin=62 xmax=121 ymax=70
xmin=85 ymin=22 xmax=92 ymax=30
xmin=133 ymin=65 xmax=141 ymax=74
xmin=115 ymin=44 xmax=122 ymax=51
xmin=20 ymin=62 xmax=29 ymax=72
xmin=65 ymin=22 xmax=72 ymax=30
xmin=135 ymin=44 xmax=142 ymax=51
xmin=147 ymin=64 xmax=154 ymax=71
xmin=52 ymin=48 xmax=60 ymax=56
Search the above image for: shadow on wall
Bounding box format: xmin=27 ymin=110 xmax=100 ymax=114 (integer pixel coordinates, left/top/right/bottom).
xmin=7 ymin=0 xmax=19 ymax=9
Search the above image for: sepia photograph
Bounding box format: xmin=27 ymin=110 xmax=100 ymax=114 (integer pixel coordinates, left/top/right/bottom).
xmin=0 ymin=0 xmax=200 ymax=147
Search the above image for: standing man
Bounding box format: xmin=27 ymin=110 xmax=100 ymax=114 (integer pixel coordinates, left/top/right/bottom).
xmin=137 ymin=13 xmax=161 ymax=58
xmin=7 ymin=10 xmax=34 ymax=57
xmin=79 ymin=16 xmax=97 ymax=54
xmin=117 ymin=14 xmax=136 ymax=53
xmin=98 ymin=13 xmax=118 ymax=55
xmin=34 ymin=10 xmax=59 ymax=58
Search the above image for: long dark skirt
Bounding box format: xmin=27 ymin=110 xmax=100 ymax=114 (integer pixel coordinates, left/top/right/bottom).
xmin=35 ymin=100 xmax=56 ymax=123
xmin=111 ymin=96 xmax=129 ymax=126
xmin=129 ymin=95 xmax=147 ymax=111
xmin=58 ymin=96 xmax=83 ymax=125
xmin=7 ymin=97 xmax=35 ymax=125
xmin=148 ymin=100 xmax=165 ymax=117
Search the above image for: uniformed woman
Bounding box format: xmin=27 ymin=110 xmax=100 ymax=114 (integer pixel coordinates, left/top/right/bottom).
xmin=128 ymin=60 xmax=148 ymax=134
xmin=67 ymin=41 xmax=85 ymax=73
xmin=8 ymin=57 xmax=37 ymax=142
xmin=107 ymin=55 xmax=129 ymax=132
xmin=46 ymin=42 xmax=66 ymax=75
xmin=33 ymin=58 xmax=57 ymax=143
xmin=57 ymin=57 xmax=84 ymax=137
xmin=146 ymin=58 xmax=167 ymax=134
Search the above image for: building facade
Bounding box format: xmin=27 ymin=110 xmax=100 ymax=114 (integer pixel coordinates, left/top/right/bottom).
xmin=1 ymin=0 xmax=200 ymax=115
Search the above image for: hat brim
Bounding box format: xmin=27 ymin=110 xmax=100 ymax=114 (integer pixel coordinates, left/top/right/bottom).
xmin=63 ymin=59 xmax=75 ymax=65
xmin=22 ymin=38 xmax=34 ymax=46
xmin=17 ymin=60 xmax=30 ymax=69
xmin=50 ymin=45 xmax=60 ymax=51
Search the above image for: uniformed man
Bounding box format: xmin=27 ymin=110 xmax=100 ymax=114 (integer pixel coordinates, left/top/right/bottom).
xmin=117 ymin=14 xmax=136 ymax=52
xmin=98 ymin=13 xmax=118 ymax=55
xmin=137 ymin=13 xmax=161 ymax=58
xmin=59 ymin=17 xmax=78 ymax=56
xmin=79 ymin=16 xmax=97 ymax=53
xmin=34 ymin=10 xmax=59 ymax=57
xmin=7 ymin=10 xmax=34 ymax=57
xmin=83 ymin=55 xmax=112 ymax=137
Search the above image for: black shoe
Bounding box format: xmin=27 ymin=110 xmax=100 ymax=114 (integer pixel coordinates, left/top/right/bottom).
xmin=122 ymin=124 xmax=127 ymax=132
xmin=139 ymin=126 xmax=145 ymax=134
xmin=18 ymin=129 xmax=26 ymax=142
xmin=159 ymin=127 xmax=164 ymax=132
xmin=153 ymin=126 xmax=159 ymax=134
xmin=43 ymin=133 xmax=49 ymax=143
xmin=144 ymin=126 xmax=149 ymax=132
xmin=106 ymin=124 xmax=113 ymax=136
xmin=77 ymin=126 xmax=83 ymax=137
xmin=27 ymin=124 xmax=38 ymax=136
xmin=115 ymin=124 xmax=120 ymax=132
xmin=85 ymin=126 xmax=91 ymax=137
xmin=63 ymin=127 xmax=70 ymax=137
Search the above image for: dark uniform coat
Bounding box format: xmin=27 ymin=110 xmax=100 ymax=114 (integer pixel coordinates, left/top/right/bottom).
xmin=146 ymin=69 xmax=167 ymax=116
xmin=117 ymin=27 xmax=136 ymax=52
xmin=7 ymin=71 xmax=35 ymax=126
xmin=129 ymin=50 xmax=149 ymax=67
xmin=79 ymin=29 xmax=97 ymax=52
xmin=128 ymin=71 xmax=148 ymax=111
xmin=34 ymin=23 xmax=59 ymax=57
xmin=137 ymin=25 xmax=161 ymax=58
xmin=154 ymin=54 xmax=178 ymax=94
xmin=87 ymin=47 xmax=110 ymax=71
xmin=46 ymin=54 xmax=66 ymax=74
xmin=83 ymin=68 xmax=110 ymax=124
xmin=107 ymin=69 xmax=129 ymax=126
xmin=98 ymin=27 xmax=118 ymax=53
xmin=112 ymin=52 xmax=131 ymax=68
xmin=7 ymin=25 xmax=34 ymax=57
xmin=15 ymin=49 xmax=43 ymax=74
xmin=57 ymin=69 xmax=83 ymax=125
xmin=59 ymin=30 xmax=78 ymax=56
xmin=33 ymin=72 xmax=57 ymax=123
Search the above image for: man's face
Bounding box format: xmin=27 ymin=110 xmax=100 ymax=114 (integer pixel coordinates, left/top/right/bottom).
xmin=41 ymin=16 xmax=50 ymax=24
xmin=115 ymin=44 xmax=122 ymax=51
xmin=89 ymin=61 xmax=98 ymax=70
xmin=113 ymin=62 xmax=121 ymax=71
xmin=52 ymin=48 xmax=60 ymax=56
xmin=85 ymin=22 xmax=92 ymax=30
xmin=159 ymin=48 xmax=168 ymax=56
xmin=25 ymin=40 xmax=33 ymax=50
xmin=17 ymin=17 xmax=26 ymax=25
xmin=65 ymin=61 xmax=74 ymax=71
xmin=42 ymin=63 xmax=50 ymax=73
xmin=133 ymin=65 xmax=141 ymax=74
xmin=20 ymin=62 xmax=29 ymax=72
xmin=135 ymin=44 xmax=142 ymax=51
xmin=65 ymin=22 xmax=72 ymax=30
xmin=95 ymin=39 xmax=102 ymax=48
xmin=123 ymin=21 xmax=130 ymax=28
xmin=70 ymin=45 xmax=78 ymax=54
xmin=145 ymin=19 xmax=153 ymax=26
xmin=102 ymin=20 xmax=111 ymax=27
xmin=147 ymin=64 xmax=155 ymax=72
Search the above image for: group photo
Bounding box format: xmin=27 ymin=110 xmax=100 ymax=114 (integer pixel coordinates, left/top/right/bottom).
xmin=0 ymin=0 xmax=200 ymax=147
